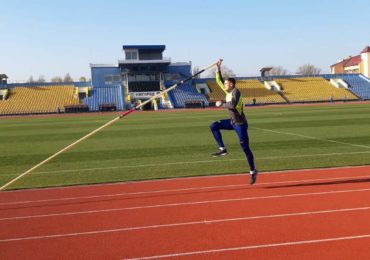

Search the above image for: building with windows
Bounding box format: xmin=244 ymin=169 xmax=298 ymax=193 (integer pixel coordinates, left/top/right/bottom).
xmin=331 ymin=46 xmax=370 ymax=77
xmin=90 ymin=45 xmax=205 ymax=109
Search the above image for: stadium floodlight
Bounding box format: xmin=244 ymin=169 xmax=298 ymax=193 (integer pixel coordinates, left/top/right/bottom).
xmin=260 ymin=67 xmax=273 ymax=77
xmin=0 ymin=59 xmax=222 ymax=191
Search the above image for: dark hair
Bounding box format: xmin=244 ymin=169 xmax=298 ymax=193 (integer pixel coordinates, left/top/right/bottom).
xmin=225 ymin=78 xmax=236 ymax=86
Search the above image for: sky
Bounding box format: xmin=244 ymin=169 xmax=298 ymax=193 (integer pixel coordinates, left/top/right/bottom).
xmin=1 ymin=0 xmax=370 ymax=82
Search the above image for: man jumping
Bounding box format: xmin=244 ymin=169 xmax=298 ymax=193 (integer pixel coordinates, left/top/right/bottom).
xmin=210 ymin=59 xmax=258 ymax=184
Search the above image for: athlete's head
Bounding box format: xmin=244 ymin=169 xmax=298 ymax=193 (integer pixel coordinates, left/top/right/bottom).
xmin=224 ymin=78 xmax=236 ymax=91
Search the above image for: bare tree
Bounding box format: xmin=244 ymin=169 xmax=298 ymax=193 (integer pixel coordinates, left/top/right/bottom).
xmin=63 ymin=73 xmax=73 ymax=82
xmin=297 ymin=64 xmax=321 ymax=75
xmin=27 ymin=76 xmax=35 ymax=83
xmin=36 ymin=75 xmax=46 ymax=83
xmin=268 ymin=66 xmax=288 ymax=76
xmin=192 ymin=66 xmax=201 ymax=79
xmin=79 ymin=76 xmax=87 ymax=82
xmin=51 ymin=76 xmax=63 ymax=83
xmin=206 ymin=65 xmax=236 ymax=78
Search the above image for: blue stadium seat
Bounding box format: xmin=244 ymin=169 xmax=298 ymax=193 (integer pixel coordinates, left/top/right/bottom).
xmin=166 ymin=82 xmax=208 ymax=108
xmin=83 ymin=85 xmax=124 ymax=111
xmin=323 ymin=74 xmax=370 ymax=100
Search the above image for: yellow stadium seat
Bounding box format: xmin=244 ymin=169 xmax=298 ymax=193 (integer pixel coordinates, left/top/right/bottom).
xmin=207 ymin=79 xmax=286 ymax=104
xmin=275 ymin=78 xmax=359 ymax=103
xmin=0 ymin=85 xmax=80 ymax=115
xmin=206 ymin=81 xmax=225 ymax=101
xmin=237 ymin=80 xmax=286 ymax=104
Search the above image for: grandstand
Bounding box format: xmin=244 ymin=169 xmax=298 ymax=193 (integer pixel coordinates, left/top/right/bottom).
xmin=237 ymin=80 xmax=286 ymax=104
xmin=274 ymin=77 xmax=359 ymax=103
xmin=323 ymin=74 xmax=370 ymax=100
xmin=206 ymin=80 xmax=226 ymax=101
xmin=2 ymin=44 xmax=370 ymax=117
xmin=0 ymin=85 xmax=79 ymax=115
xmin=167 ymin=82 xmax=208 ymax=108
xmin=82 ymin=86 xmax=124 ymax=111
xmin=91 ymin=45 xmax=207 ymax=109
xmin=206 ymin=79 xmax=286 ymax=105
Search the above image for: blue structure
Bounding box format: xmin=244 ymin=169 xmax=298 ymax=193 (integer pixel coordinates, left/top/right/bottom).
xmin=90 ymin=45 xmax=207 ymax=110
xmin=322 ymin=74 xmax=370 ymax=100
xmin=82 ymin=86 xmax=124 ymax=111
xmin=91 ymin=66 xmax=121 ymax=88
xmin=0 ymin=74 xmax=8 ymax=89
xmin=166 ymin=82 xmax=208 ymax=108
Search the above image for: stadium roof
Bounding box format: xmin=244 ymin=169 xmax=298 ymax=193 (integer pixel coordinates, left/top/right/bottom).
xmin=122 ymin=45 xmax=166 ymax=51
xmin=361 ymin=46 xmax=370 ymax=54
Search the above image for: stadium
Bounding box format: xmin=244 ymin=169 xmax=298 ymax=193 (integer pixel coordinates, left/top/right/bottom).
xmin=2 ymin=44 xmax=370 ymax=258
xmin=1 ymin=45 xmax=370 ymax=115
xmin=1 ymin=1 xmax=370 ymax=258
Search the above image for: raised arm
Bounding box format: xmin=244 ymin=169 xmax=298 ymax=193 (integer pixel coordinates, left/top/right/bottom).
xmin=215 ymin=59 xmax=227 ymax=93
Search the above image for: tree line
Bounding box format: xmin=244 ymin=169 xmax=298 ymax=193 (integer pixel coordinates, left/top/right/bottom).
xmin=195 ymin=63 xmax=322 ymax=78
xmin=27 ymin=73 xmax=89 ymax=83
xmin=267 ymin=64 xmax=322 ymax=76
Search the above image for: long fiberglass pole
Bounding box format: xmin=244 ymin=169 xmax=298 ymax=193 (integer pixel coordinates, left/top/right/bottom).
xmin=0 ymin=59 xmax=222 ymax=191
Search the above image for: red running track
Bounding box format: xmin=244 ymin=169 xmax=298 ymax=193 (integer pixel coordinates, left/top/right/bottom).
xmin=1 ymin=165 xmax=370 ymax=259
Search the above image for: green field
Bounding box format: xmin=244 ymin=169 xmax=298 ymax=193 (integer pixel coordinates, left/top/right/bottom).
xmin=1 ymin=103 xmax=370 ymax=190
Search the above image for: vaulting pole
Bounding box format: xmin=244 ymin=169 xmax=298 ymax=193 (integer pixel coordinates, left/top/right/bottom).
xmin=0 ymin=59 xmax=221 ymax=191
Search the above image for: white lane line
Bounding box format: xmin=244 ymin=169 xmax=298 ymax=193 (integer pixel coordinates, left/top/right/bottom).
xmin=253 ymin=127 xmax=370 ymax=149
xmin=1 ymin=187 xmax=370 ymax=221
xmin=1 ymin=174 xmax=370 ymax=206
xmin=1 ymin=206 xmax=370 ymax=243
xmin=125 ymin=233 xmax=370 ymax=260
xmin=3 ymin=151 xmax=370 ymax=177
xmin=3 ymin=164 xmax=370 ymax=194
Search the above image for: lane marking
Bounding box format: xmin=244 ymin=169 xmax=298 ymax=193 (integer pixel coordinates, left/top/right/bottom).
xmin=1 ymin=174 xmax=370 ymax=206
xmin=2 ymin=187 xmax=370 ymax=221
xmin=3 ymin=164 xmax=370 ymax=194
xmin=1 ymin=206 xmax=370 ymax=243
xmin=253 ymin=127 xmax=370 ymax=149
xmin=125 ymin=233 xmax=370 ymax=259
xmin=3 ymin=150 xmax=370 ymax=177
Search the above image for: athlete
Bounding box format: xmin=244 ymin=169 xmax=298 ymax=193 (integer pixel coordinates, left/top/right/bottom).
xmin=210 ymin=59 xmax=258 ymax=184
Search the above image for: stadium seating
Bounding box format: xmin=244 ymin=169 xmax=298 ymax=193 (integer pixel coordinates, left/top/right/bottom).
xmin=207 ymin=79 xmax=286 ymax=104
xmin=206 ymin=80 xmax=225 ymax=101
xmin=237 ymin=80 xmax=286 ymax=104
xmin=274 ymin=77 xmax=358 ymax=102
xmin=167 ymin=82 xmax=208 ymax=108
xmin=82 ymin=85 xmax=124 ymax=111
xmin=0 ymin=85 xmax=79 ymax=115
xmin=323 ymin=74 xmax=370 ymax=100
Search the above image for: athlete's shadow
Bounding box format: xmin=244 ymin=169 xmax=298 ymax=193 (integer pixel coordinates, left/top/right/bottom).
xmin=264 ymin=177 xmax=370 ymax=189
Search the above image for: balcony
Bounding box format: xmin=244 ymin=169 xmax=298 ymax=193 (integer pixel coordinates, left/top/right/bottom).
xmin=118 ymin=57 xmax=171 ymax=65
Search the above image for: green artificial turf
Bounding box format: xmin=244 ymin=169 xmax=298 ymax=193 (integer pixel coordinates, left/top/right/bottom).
xmin=1 ymin=103 xmax=370 ymax=190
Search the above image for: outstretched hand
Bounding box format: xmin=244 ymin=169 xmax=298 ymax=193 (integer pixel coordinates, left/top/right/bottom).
xmin=216 ymin=59 xmax=223 ymax=70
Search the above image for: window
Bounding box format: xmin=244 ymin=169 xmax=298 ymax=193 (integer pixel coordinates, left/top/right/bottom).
xmin=165 ymin=73 xmax=181 ymax=80
xmin=104 ymin=75 xmax=121 ymax=84
xmin=126 ymin=51 xmax=138 ymax=60
xmin=113 ymin=75 xmax=121 ymax=82
xmin=104 ymin=75 xmax=113 ymax=84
